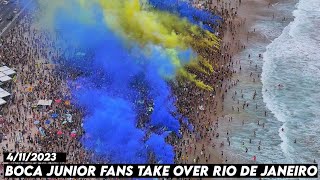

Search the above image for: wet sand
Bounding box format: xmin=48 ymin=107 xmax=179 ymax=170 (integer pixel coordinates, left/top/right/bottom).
xmin=175 ymin=0 xmax=251 ymax=164
xmin=210 ymin=0 xmax=298 ymax=164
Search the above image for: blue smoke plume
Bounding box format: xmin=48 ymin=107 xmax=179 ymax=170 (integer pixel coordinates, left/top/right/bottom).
xmin=148 ymin=0 xmax=221 ymax=32
xmin=47 ymin=2 xmax=192 ymax=163
xmin=21 ymin=0 xmax=219 ymax=164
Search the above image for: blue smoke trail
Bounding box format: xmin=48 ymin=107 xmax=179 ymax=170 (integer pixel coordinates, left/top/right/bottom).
xmin=71 ymin=44 xmax=186 ymax=163
xmin=48 ymin=2 xmax=192 ymax=163
xmin=148 ymin=0 xmax=221 ymax=32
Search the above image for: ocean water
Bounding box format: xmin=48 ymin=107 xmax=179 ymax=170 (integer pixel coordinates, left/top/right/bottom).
xmin=262 ymin=0 xmax=320 ymax=163
xmin=216 ymin=0 xmax=320 ymax=166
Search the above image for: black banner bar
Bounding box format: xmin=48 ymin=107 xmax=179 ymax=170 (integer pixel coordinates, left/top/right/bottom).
xmin=3 ymin=164 xmax=318 ymax=178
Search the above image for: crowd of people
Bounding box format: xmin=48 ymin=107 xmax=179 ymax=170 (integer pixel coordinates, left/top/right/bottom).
xmin=0 ymin=7 xmax=91 ymax=165
xmin=0 ymin=0 xmax=270 ymax=171
xmin=173 ymin=0 xmax=248 ymax=164
xmin=173 ymin=0 xmax=297 ymax=165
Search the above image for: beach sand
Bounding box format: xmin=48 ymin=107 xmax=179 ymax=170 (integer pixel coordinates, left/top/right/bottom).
xmin=176 ymin=0 xmax=299 ymax=165
xmin=175 ymin=0 xmax=254 ymax=164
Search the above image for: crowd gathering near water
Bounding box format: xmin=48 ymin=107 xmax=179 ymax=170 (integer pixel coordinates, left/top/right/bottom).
xmin=174 ymin=0 xmax=251 ymax=164
xmin=0 ymin=0 xmax=306 ymax=173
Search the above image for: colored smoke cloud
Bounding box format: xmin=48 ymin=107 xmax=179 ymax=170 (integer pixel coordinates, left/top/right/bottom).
xmin=27 ymin=0 xmax=220 ymax=163
xmin=149 ymin=0 xmax=221 ymax=32
xmin=64 ymin=19 xmax=185 ymax=163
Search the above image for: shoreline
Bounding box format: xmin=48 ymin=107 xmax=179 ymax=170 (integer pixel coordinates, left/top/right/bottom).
xmin=214 ymin=0 xmax=299 ymax=164
xmin=175 ymin=0 xmax=253 ymax=164
xmin=178 ymin=0 xmax=299 ymax=164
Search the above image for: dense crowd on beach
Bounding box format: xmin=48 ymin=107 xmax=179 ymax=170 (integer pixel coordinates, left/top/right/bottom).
xmin=173 ymin=0 xmax=246 ymax=164
xmin=0 ymin=0 xmax=277 ymax=171
xmin=0 ymin=7 xmax=92 ymax=165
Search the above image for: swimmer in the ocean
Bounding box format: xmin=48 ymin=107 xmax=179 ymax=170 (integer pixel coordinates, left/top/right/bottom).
xmin=277 ymin=84 xmax=284 ymax=89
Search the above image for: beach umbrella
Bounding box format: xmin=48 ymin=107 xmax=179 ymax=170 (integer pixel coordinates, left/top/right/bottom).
xmin=57 ymin=130 xmax=63 ymax=135
xmin=26 ymin=87 xmax=33 ymax=92
xmin=55 ymin=99 xmax=62 ymax=103
xmin=65 ymin=114 xmax=72 ymax=122
xmin=34 ymin=120 xmax=40 ymax=125
xmin=39 ymin=127 xmax=46 ymax=136
xmin=51 ymin=113 xmax=58 ymax=118
xmin=64 ymin=100 xmax=70 ymax=106
xmin=70 ymin=132 xmax=76 ymax=138
xmin=45 ymin=120 xmax=51 ymax=125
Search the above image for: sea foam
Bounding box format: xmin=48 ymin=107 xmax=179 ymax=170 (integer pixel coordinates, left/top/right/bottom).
xmin=262 ymin=0 xmax=320 ymax=163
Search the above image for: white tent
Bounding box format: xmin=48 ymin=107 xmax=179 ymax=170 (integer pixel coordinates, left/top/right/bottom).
xmin=0 ymin=91 xmax=10 ymax=98
xmin=0 ymin=66 xmax=10 ymax=72
xmin=0 ymin=88 xmax=10 ymax=98
xmin=0 ymin=66 xmax=14 ymax=102
xmin=3 ymin=69 xmax=15 ymax=76
xmin=37 ymin=100 xmax=53 ymax=106
xmin=0 ymin=66 xmax=16 ymax=78
xmin=0 ymin=98 xmax=6 ymax=106
xmin=0 ymin=76 xmax=12 ymax=82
